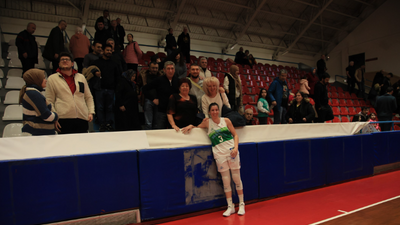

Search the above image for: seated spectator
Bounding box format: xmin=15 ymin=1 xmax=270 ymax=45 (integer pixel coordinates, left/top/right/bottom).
xmin=286 ymin=92 xmax=315 ymax=124
xmin=69 ymin=27 xmax=90 ymax=73
xmin=257 ymin=88 xmax=270 ymax=124
xmin=174 ymin=52 xmax=187 ymax=79
xmin=248 ymin=54 xmax=256 ymax=67
xmin=243 ymin=108 xmax=259 ymax=125
xmin=202 ymin=77 xmax=230 ymax=118
xmin=199 ymin=57 xmax=212 ymax=79
xmin=368 ymin=112 xmax=380 ymax=131
xmin=83 ymin=41 xmax=102 ymax=68
xmin=167 ymin=78 xmax=199 ymax=131
xmin=352 ymin=106 xmax=370 ymax=122
xmin=122 ymin=33 xmax=142 ymax=72
xmin=94 ymin=21 xmax=111 ymax=46
xmin=188 ymin=64 xmax=205 ymax=113
xmin=115 ymin=69 xmax=141 ymax=131
xmin=224 ymin=65 xmax=243 ymax=114
xmin=299 ymin=75 xmax=311 ymax=95
xmin=20 ymin=69 xmax=58 ymax=135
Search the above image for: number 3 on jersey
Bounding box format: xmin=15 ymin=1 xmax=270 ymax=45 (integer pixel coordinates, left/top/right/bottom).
xmin=218 ymin=135 xmax=223 ymax=143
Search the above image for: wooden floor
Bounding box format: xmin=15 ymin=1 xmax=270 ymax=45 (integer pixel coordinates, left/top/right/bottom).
xmin=160 ymin=170 xmax=400 ymax=225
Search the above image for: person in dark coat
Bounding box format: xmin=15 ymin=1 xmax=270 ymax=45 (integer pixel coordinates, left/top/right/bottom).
xmin=375 ymin=87 xmax=397 ymax=131
xmin=165 ymin=28 xmax=177 ymax=56
xmin=314 ymin=73 xmax=333 ymax=123
xmin=352 ymin=107 xmax=370 ymax=122
xmin=16 ymin=22 xmax=38 ymax=73
xmin=42 ymin=20 xmax=67 ymax=73
xmin=94 ymin=21 xmax=112 ymax=46
xmin=116 ymin=18 xmax=126 ymax=50
xmin=115 ymin=69 xmax=142 ymax=131
xmin=392 ymin=79 xmax=400 ymax=114
xmin=316 ymin=55 xmax=327 ymax=80
xmin=268 ymin=69 xmax=290 ymax=124
xmin=286 ymin=91 xmax=315 ymax=123
xmin=380 ymin=73 xmax=393 ymax=96
xmin=95 ymin=10 xmax=111 ymax=31
xmin=110 ymin=20 xmax=122 ymax=52
xmin=346 ymin=61 xmax=356 ymax=94
xmin=177 ymin=27 xmax=190 ymax=63
xmin=234 ymin=47 xmax=245 ymax=65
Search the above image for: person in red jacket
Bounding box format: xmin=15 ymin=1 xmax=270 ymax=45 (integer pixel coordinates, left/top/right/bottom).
xmin=69 ymin=27 xmax=90 ymax=73
xmin=122 ymin=33 xmax=142 ymax=72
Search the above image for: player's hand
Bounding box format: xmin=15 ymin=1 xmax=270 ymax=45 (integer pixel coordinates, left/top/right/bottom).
xmin=230 ymin=148 xmax=238 ymax=158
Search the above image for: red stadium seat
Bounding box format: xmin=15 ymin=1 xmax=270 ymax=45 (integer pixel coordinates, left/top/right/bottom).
xmin=348 ymin=107 xmax=357 ymax=116
xmin=360 ymin=100 xmax=367 ymax=106
xmin=338 ymin=92 xmax=346 ymax=99
xmin=332 ymin=107 xmax=340 ymax=116
xmin=267 ymin=117 xmax=274 ymax=124
xmin=353 ymin=100 xmax=361 ymax=107
xmin=341 ymin=117 xmax=350 ymax=122
xmin=339 ymin=99 xmax=347 ymax=107
xmin=146 ymin=51 xmax=155 ymax=56
xmin=344 ymin=92 xmax=352 ymax=99
xmin=331 ymin=86 xmax=337 ymax=92
xmin=333 ymin=117 xmax=341 ymax=123
xmin=157 ymin=52 xmax=166 ymax=58
xmin=355 ymin=107 xmax=361 ymax=112
xmin=351 ymin=93 xmax=358 ymax=99
xmin=247 ymin=80 xmax=255 ymax=87
xmin=326 ymin=120 xmax=332 ymax=123
xmin=331 ymin=99 xmax=339 ymax=107
xmin=331 ymin=92 xmax=339 ymax=99
xmin=243 ymin=95 xmax=252 ymax=104
xmin=242 ymin=86 xmax=250 ymax=94
xmin=337 ymin=87 xmax=343 ymax=93
xmin=340 ymin=107 xmax=349 ymax=115
xmin=370 ymin=108 xmax=377 ymax=114
xmin=245 ymin=105 xmax=258 ymax=116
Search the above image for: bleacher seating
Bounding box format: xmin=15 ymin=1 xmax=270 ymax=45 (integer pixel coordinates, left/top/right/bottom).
xmin=5 ymin=77 xmax=25 ymax=89
xmin=4 ymin=91 xmax=20 ymax=104
xmin=2 ymin=123 xmax=25 ymax=137
xmin=7 ymin=69 xmax=23 ymax=77
xmin=8 ymin=46 xmax=17 ymax=52
xmin=7 ymin=51 xmax=18 ymax=60
xmin=2 ymin=105 xmax=23 ymax=121
xmin=0 ymin=58 xmax=5 ymax=67
xmin=0 ymin=69 xmax=4 ymax=78
xmin=0 ymin=79 xmax=2 ymax=88
xmin=8 ymin=58 xmax=22 ymax=68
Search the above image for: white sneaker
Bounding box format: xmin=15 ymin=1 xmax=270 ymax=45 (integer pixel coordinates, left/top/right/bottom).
xmin=223 ymin=205 xmax=235 ymax=217
xmin=237 ymin=202 xmax=245 ymax=215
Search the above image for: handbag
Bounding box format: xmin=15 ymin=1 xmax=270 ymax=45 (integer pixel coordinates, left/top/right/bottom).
xmin=220 ymin=94 xmax=246 ymax=127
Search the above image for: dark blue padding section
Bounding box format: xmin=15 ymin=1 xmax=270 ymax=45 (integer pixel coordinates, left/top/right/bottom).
xmin=0 ymin=151 xmax=139 ymax=225
xmin=325 ymin=134 xmax=374 ymax=184
xmin=77 ymin=151 xmax=140 ymax=215
xmin=138 ymin=143 xmax=258 ymax=221
xmin=372 ymin=132 xmax=390 ymax=166
xmin=258 ymin=138 xmax=326 ymax=199
xmin=387 ymin=131 xmax=400 ymax=164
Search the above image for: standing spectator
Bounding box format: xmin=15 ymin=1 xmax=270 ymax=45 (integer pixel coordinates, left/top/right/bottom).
xmin=43 ymin=20 xmax=67 ymax=73
xmin=16 ymin=22 xmax=38 ymax=73
xmin=165 ymin=28 xmax=177 ymax=56
xmin=375 ymin=87 xmax=397 ymax=131
xmin=115 ymin=69 xmax=141 ymax=131
xmin=202 ymin=77 xmax=230 ymax=118
xmin=307 ymin=67 xmax=319 ymax=99
xmin=94 ymin=21 xmax=112 ymax=46
xmin=142 ymin=61 xmax=180 ymax=129
xmin=299 ymin=75 xmax=311 ymax=95
xmin=268 ymin=69 xmax=289 ymax=124
xmin=346 ymin=61 xmax=356 ymax=94
xmin=380 ymin=73 xmax=393 ymax=96
xmin=234 ymin=47 xmax=245 ymax=65
xmin=393 ymin=79 xmax=400 ymax=114
xmin=224 ymin=65 xmax=243 ymax=114
xmin=372 ymin=70 xmax=384 ymax=88
xmin=286 ymin=92 xmax=315 ymax=123
xmin=355 ymin=65 xmax=366 ymax=100
xmin=257 ymin=88 xmax=270 ymax=124
xmin=110 ymin=20 xmax=122 ymax=52
xmin=91 ymin=44 xmax=120 ymax=131
xmin=107 ymin=38 xmax=126 ymax=74
xmin=83 ymin=41 xmax=102 ymax=68
xmin=243 ymin=108 xmax=259 ymax=125
xmin=352 ymin=107 xmax=370 ymax=122
xmin=95 ymin=10 xmax=111 ymax=31
xmin=199 ymin=57 xmax=212 ymax=79
xmin=188 ymin=64 xmax=205 ymax=113
xmin=243 ymin=50 xmax=250 ymax=66
xmin=314 ymin=73 xmax=332 ymax=123
xmin=316 ymin=55 xmax=327 ymax=79
xmin=167 ymin=78 xmax=198 ymax=131
xmin=174 ymin=52 xmax=187 ymax=79
xmin=46 ymin=52 xmax=95 ymax=134
xmin=137 ymin=61 xmax=163 ymax=129
xmin=248 ymin=54 xmax=256 ymax=67
xmin=116 ymin=18 xmax=126 ymax=50
xmin=177 ymin=27 xmax=190 ymax=63
xmin=69 ymin=27 xmax=90 ymax=73
xmin=122 ymin=33 xmax=142 ymax=72
xmin=20 ymin=69 xmax=58 ymax=135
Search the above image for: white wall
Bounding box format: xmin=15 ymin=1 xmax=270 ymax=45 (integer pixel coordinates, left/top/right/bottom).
xmin=0 ymin=16 xmax=316 ymax=68
xmin=326 ymin=0 xmax=400 ymax=78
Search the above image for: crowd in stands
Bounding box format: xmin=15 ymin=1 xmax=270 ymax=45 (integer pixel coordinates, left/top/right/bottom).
xmin=13 ymin=17 xmax=400 ymax=136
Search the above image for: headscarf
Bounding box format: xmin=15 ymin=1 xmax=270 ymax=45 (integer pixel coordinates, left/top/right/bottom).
xmin=19 ymin=69 xmax=45 ymax=104
xmin=122 ymin=69 xmax=137 ymax=89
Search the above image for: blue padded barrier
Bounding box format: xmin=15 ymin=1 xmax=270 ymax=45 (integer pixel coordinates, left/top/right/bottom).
xmin=0 ymin=151 xmax=139 ymax=225
xmin=138 ymin=143 xmax=258 ymax=221
xmin=372 ymin=131 xmax=400 ymax=166
xmin=325 ymin=134 xmax=374 ymax=184
xmin=258 ymin=138 xmax=326 ymax=199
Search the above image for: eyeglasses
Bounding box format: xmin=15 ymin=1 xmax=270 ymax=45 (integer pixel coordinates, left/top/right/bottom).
xmin=60 ymin=58 xmax=71 ymax=62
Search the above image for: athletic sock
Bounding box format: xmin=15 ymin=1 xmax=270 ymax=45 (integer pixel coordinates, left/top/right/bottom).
xmin=238 ymin=194 xmax=244 ymax=204
xmin=226 ymin=197 xmax=233 ymax=207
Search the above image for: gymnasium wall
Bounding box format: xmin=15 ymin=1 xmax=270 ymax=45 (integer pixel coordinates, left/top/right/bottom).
xmin=326 ymin=0 xmax=400 ymax=78
xmin=0 ymin=16 xmax=316 ymax=68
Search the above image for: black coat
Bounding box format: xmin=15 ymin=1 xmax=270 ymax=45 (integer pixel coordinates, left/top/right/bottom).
xmin=316 ymin=59 xmax=326 ymax=76
xmin=115 ymin=76 xmax=141 ymax=131
xmin=95 ymin=16 xmax=111 ymax=31
xmin=375 ymin=94 xmax=397 ymax=118
xmin=314 ymin=82 xmax=329 ymax=109
xmin=117 ymin=24 xmax=126 ymax=48
xmin=142 ymin=75 xmax=179 ymax=113
xmin=165 ymin=33 xmax=177 ymax=51
xmin=286 ymin=101 xmax=315 ymax=123
xmin=177 ymin=32 xmax=190 ymax=51
xmin=225 ymin=73 xmax=238 ymax=108
xmin=16 ymin=30 xmax=38 ymax=63
xmin=94 ymin=29 xmax=112 ymax=46
xmin=42 ymin=26 xmax=64 ymax=61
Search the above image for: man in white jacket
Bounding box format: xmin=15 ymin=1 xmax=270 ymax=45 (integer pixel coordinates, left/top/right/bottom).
xmin=199 ymin=57 xmax=212 ymax=79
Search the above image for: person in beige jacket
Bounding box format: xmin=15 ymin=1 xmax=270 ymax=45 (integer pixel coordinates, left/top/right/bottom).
xmin=46 ymin=52 xmax=95 ymax=134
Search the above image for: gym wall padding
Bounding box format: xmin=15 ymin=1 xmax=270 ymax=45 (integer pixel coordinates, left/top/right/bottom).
xmin=325 ymin=134 xmax=374 ymax=184
xmin=257 ymin=138 xmax=326 ymax=199
xmin=138 ymin=143 xmax=258 ymax=221
xmin=0 ymin=151 xmax=140 ymax=225
xmin=372 ymin=131 xmax=400 ymax=166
